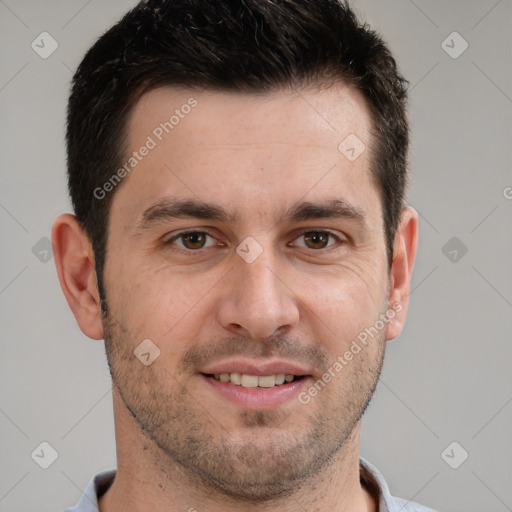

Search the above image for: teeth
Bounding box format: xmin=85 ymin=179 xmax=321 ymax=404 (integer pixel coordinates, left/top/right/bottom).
xmin=258 ymin=375 xmax=276 ymax=387
xmin=211 ymin=372 xmax=298 ymax=387
xmin=230 ymin=372 xmax=242 ymax=385
xmin=241 ymin=374 xmax=258 ymax=387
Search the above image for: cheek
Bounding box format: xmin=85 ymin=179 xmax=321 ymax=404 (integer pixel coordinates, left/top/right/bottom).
xmin=108 ymin=262 xmax=224 ymax=345
xmin=297 ymin=261 xmax=387 ymax=345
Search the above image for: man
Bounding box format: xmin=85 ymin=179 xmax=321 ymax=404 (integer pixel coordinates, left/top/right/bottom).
xmin=53 ymin=1 xmax=436 ymax=511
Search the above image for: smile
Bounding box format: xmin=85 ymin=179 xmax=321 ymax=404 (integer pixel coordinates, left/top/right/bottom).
xmin=200 ymin=372 xmax=310 ymax=410
xmin=205 ymin=372 xmax=304 ymax=388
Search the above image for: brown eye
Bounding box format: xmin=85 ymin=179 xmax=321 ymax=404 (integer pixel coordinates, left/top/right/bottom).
xmin=166 ymin=231 xmax=217 ymax=250
xmin=303 ymin=231 xmax=332 ymax=249
xmin=181 ymin=232 xmax=207 ymax=249
xmin=290 ymin=230 xmax=344 ymax=251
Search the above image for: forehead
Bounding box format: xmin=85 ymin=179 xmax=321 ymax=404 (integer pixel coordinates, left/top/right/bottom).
xmin=112 ymin=82 xmax=380 ymax=231
xmin=128 ymin=82 xmax=371 ymax=149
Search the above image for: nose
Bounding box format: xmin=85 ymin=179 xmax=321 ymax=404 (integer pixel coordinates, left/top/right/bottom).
xmin=216 ymin=247 xmax=300 ymax=340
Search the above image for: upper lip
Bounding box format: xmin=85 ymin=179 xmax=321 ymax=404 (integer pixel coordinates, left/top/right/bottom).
xmin=200 ymin=359 xmax=311 ymax=377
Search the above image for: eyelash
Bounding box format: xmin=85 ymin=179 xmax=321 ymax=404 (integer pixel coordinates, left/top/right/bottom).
xmin=164 ymin=228 xmax=347 ymax=254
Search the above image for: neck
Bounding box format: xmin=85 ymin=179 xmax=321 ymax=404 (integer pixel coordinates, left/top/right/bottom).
xmin=99 ymin=388 xmax=377 ymax=512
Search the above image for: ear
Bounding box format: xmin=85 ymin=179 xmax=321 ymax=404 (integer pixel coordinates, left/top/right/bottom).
xmin=385 ymin=207 xmax=419 ymax=341
xmin=52 ymin=214 xmax=104 ymax=340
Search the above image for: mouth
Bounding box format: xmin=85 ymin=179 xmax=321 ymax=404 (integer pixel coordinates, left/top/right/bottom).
xmin=202 ymin=372 xmax=306 ymax=388
xmin=199 ymin=370 xmax=311 ymax=410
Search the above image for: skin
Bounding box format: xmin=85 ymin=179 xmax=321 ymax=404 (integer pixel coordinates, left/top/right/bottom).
xmin=53 ymin=82 xmax=418 ymax=512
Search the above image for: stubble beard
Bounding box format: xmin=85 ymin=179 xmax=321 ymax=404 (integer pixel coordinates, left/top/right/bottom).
xmin=101 ymin=305 xmax=386 ymax=503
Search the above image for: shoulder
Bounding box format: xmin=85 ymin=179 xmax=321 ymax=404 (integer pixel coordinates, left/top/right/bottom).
xmin=359 ymin=457 xmax=438 ymax=512
xmin=60 ymin=468 xmax=116 ymax=512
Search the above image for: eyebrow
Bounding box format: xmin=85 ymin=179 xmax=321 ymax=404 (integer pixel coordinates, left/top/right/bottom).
xmin=284 ymin=199 xmax=367 ymax=226
xmin=137 ymin=198 xmax=239 ymax=229
xmin=136 ymin=197 xmax=367 ymax=231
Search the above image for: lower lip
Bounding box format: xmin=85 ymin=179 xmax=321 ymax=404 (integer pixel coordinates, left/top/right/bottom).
xmin=200 ymin=374 xmax=311 ymax=410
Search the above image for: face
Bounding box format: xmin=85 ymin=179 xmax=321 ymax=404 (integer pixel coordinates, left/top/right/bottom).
xmin=101 ymin=83 xmax=391 ymax=500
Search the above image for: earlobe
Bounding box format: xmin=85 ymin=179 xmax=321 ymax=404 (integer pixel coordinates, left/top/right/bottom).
xmin=385 ymin=207 xmax=419 ymax=341
xmin=52 ymin=214 xmax=104 ymax=340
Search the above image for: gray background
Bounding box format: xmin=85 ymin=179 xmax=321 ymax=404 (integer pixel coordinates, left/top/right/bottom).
xmin=0 ymin=1 xmax=511 ymax=511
